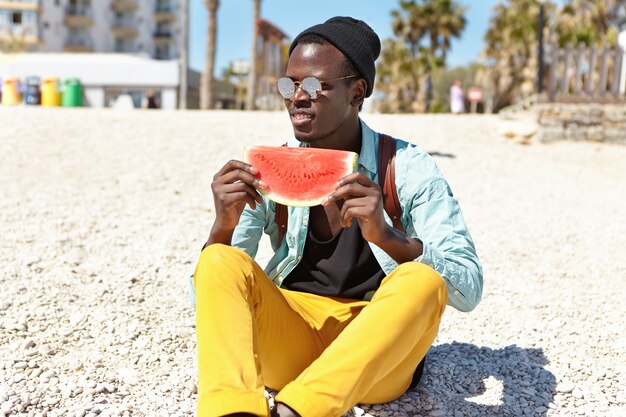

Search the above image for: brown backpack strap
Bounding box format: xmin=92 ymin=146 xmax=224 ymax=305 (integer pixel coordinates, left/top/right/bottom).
xmin=275 ymin=143 xmax=289 ymax=245
xmin=378 ymin=134 xmax=404 ymax=232
xmin=275 ymin=202 xmax=288 ymax=246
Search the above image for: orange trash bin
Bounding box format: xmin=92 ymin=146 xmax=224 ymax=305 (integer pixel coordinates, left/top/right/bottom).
xmin=1 ymin=78 xmax=22 ymax=106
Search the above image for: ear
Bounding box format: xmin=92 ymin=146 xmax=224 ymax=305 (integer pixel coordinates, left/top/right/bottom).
xmin=350 ymin=78 xmax=367 ymax=108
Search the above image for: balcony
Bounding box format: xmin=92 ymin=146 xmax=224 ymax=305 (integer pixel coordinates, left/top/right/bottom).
xmin=0 ymin=0 xmax=40 ymax=12
xmin=0 ymin=25 xmax=39 ymax=45
xmin=153 ymin=30 xmax=173 ymax=45
xmin=154 ymin=3 xmax=176 ymax=22
xmin=111 ymin=0 xmax=138 ymax=12
xmin=0 ymin=32 xmax=39 ymax=46
xmin=64 ymin=36 xmax=93 ymax=52
xmin=64 ymin=5 xmax=94 ymax=27
xmin=111 ymin=18 xmax=137 ymax=38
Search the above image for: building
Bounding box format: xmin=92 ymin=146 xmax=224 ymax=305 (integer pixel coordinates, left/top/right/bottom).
xmin=1 ymin=53 xmax=181 ymax=108
xmin=254 ymin=18 xmax=288 ymax=110
xmin=0 ymin=0 xmax=182 ymax=60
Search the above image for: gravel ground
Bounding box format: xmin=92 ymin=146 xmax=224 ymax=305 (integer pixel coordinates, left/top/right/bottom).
xmin=1 ymin=108 xmax=625 ymax=417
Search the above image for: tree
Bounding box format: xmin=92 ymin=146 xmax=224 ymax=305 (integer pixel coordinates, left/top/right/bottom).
xmin=556 ymin=0 xmax=626 ymax=47
xmin=245 ymin=0 xmax=261 ymax=110
xmin=200 ymin=0 xmax=219 ymax=110
xmin=375 ymin=38 xmax=423 ymax=113
xmin=480 ymin=0 xmax=625 ymax=111
xmin=481 ymin=0 xmax=557 ymax=111
xmin=378 ymin=0 xmax=466 ymax=113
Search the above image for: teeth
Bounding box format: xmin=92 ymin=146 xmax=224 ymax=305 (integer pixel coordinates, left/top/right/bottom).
xmin=293 ymin=113 xmax=312 ymax=120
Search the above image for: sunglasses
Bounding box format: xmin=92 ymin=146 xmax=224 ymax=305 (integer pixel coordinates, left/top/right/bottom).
xmin=276 ymin=75 xmax=358 ymax=100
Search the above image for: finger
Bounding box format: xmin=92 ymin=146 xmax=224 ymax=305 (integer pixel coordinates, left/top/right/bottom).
xmin=324 ymin=182 xmax=377 ymax=206
xmin=218 ymin=167 xmax=268 ymax=190
xmin=214 ymin=160 xmax=260 ymax=180
xmin=337 ymin=172 xmax=376 ymax=188
xmin=219 ymin=191 xmax=259 ymax=210
xmin=340 ymin=198 xmax=372 ymax=227
xmin=221 ymin=182 xmax=264 ymax=205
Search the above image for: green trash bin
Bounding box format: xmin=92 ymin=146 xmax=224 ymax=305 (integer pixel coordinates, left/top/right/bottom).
xmin=62 ymin=78 xmax=83 ymax=107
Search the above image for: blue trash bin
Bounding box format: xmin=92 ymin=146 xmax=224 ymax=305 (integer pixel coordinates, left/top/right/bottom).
xmin=24 ymin=76 xmax=42 ymax=105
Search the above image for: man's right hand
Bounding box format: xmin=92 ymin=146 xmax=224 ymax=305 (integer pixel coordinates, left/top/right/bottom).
xmin=208 ymin=160 xmax=266 ymax=244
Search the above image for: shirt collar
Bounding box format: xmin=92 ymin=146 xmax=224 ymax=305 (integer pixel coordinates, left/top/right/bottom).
xmin=357 ymin=118 xmax=378 ymax=176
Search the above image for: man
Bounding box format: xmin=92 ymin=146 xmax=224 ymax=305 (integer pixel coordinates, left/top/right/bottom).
xmin=192 ymin=17 xmax=482 ymax=417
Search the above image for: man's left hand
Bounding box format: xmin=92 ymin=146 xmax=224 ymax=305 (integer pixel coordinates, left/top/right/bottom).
xmin=323 ymin=172 xmax=392 ymax=245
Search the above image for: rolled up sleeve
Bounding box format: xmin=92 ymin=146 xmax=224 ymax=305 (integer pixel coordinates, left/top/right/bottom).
xmin=410 ymin=177 xmax=483 ymax=312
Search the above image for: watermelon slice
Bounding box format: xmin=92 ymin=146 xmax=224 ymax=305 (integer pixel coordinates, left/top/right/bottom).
xmin=244 ymin=145 xmax=358 ymax=207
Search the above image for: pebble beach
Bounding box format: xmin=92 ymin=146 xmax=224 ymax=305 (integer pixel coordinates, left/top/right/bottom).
xmin=1 ymin=107 xmax=625 ymax=417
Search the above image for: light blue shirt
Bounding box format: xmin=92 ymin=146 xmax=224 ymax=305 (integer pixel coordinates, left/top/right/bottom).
xmin=192 ymin=119 xmax=483 ymax=312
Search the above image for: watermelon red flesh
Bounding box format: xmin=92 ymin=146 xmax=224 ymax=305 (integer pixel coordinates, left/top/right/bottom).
xmin=244 ymin=145 xmax=358 ymax=207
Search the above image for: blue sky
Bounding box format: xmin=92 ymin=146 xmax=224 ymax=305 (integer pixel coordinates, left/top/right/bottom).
xmin=189 ymin=0 xmax=503 ymax=75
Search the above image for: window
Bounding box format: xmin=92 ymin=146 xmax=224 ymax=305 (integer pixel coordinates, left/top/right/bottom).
xmin=12 ymin=12 xmax=22 ymax=25
xmin=155 ymin=44 xmax=170 ymax=60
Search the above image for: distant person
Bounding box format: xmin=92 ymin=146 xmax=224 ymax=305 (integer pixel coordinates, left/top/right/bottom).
xmin=142 ymin=89 xmax=160 ymax=109
xmin=619 ymin=29 xmax=626 ymax=94
xmin=450 ymin=79 xmax=465 ymax=114
xmin=192 ymin=16 xmax=482 ymax=417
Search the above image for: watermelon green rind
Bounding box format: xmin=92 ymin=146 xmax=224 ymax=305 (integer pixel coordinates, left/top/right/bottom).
xmin=243 ymin=145 xmax=358 ymax=207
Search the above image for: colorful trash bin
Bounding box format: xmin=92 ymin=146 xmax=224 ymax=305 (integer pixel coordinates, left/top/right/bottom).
xmin=24 ymin=76 xmax=42 ymax=105
xmin=42 ymin=77 xmax=62 ymax=107
xmin=1 ymin=78 xmax=22 ymax=106
xmin=62 ymin=78 xmax=83 ymax=107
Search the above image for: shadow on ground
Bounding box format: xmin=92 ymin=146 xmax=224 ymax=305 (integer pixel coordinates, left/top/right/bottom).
xmin=427 ymin=151 xmax=456 ymax=158
xmin=394 ymin=343 xmax=557 ymax=416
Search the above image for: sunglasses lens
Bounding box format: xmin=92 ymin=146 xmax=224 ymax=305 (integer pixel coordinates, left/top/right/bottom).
xmin=301 ymin=77 xmax=322 ymax=99
xmin=277 ymin=77 xmax=295 ymax=99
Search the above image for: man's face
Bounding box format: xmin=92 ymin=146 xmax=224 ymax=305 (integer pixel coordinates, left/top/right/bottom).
xmin=283 ymin=42 xmax=357 ymax=145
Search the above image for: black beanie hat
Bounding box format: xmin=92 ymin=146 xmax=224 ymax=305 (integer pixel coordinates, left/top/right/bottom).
xmin=288 ymin=16 xmax=381 ymax=98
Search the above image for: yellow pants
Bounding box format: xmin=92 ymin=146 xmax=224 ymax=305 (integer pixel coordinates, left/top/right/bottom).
xmin=194 ymin=244 xmax=447 ymax=417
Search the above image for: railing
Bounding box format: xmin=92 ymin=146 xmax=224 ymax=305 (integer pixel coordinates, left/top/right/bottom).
xmin=153 ymin=30 xmax=172 ymax=39
xmin=0 ymin=24 xmax=37 ymax=37
xmin=154 ymin=2 xmax=174 ymax=13
xmin=112 ymin=17 xmax=134 ymax=29
xmin=111 ymin=0 xmax=138 ymax=9
xmin=0 ymin=0 xmax=39 ymax=6
xmin=65 ymin=5 xmax=92 ymax=17
xmin=65 ymin=36 xmax=93 ymax=49
xmin=546 ymin=43 xmax=625 ymax=101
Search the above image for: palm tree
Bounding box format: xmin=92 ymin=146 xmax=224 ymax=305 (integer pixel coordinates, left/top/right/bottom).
xmin=245 ymin=0 xmax=261 ymax=110
xmin=482 ymin=0 xmax=555 ymax=110
xmin=375 ymin=38 xmax=424 ymax=112
xmin=557 ymin=0 xmax=626 ymax=47
xmin=391 ymin=0 xmax=427 ymax=58
xmin=386 ymin=0 xmax=466 ymax=112
xmin=392 ymin=0 xmax=465 ymax=66
xmin=200 ymin=0 xmax=219 ymax=110
xmin=431 ymin=0 xmax=466 ymax=64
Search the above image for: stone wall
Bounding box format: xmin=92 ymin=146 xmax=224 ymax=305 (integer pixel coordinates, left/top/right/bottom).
xmin=537 ymin=103 xmax=626 ymax=144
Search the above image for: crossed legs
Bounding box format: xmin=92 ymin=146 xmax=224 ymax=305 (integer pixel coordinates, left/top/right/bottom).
xmin=194 ymin=244 xmax=447 ymax=417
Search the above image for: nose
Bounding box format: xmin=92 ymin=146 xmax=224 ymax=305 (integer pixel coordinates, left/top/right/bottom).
xmin=291 ymin=83 xmax=311 ymax=103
